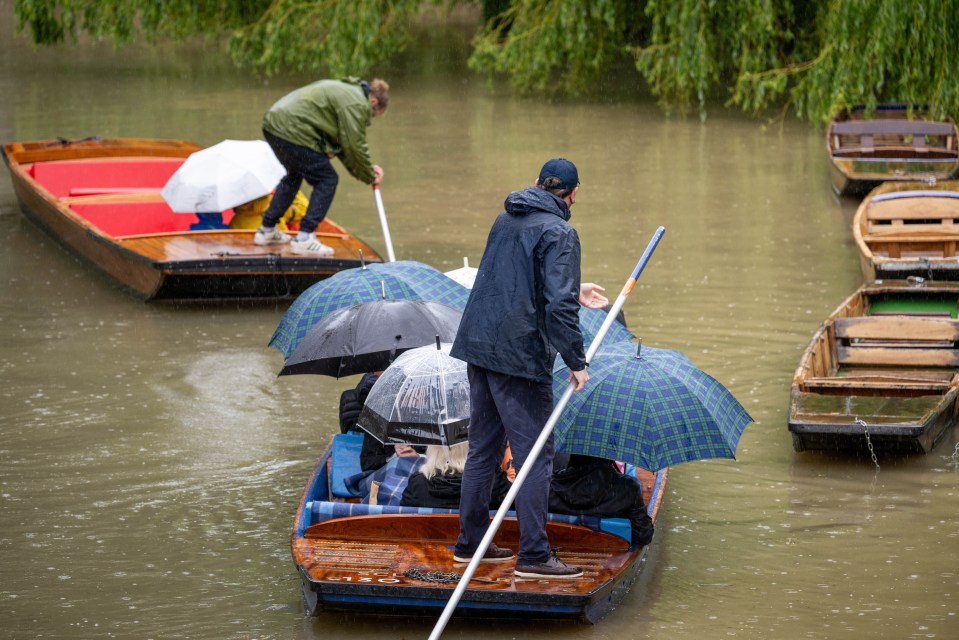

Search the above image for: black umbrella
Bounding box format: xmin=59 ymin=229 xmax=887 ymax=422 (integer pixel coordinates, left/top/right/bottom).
xmin=278 ymin=299 xmax=462 ymax=377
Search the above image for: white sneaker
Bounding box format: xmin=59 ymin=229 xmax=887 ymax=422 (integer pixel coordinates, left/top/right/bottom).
xmin=291 ymin=235 xmax=335 ymax=256
xmin=254 ymin=227 xmax=291 ymax=245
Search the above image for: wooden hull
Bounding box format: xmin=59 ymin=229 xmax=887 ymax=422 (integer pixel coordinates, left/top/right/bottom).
xmin=2 ymin=138 xmax=383 ymax=300
xmin=853 ymin=181 xmax=959 ymax=282
xmin=788 ymin=280 xmax=959 ymax=453
xmin=827 ymin=106 xmax=959 ymax=197
xmin=291 ymin=445 xmax=668 ymax=622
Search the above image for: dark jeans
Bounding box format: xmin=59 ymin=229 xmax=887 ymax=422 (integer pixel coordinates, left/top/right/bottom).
xmin=261 ymin=129 xmax=338 ymax=234
xmin=455 ymin=365 xmax=554 ymax=565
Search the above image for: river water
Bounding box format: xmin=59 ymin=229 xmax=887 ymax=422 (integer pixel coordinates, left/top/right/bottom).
xmin=1 ymin=9 xmax=957 ymax=640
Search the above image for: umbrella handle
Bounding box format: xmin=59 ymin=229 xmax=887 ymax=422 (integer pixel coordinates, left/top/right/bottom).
xmin=372 ymin=184 xmax=397 ymax=263
xmin=428 ymin=226 xmax=666 ymax=640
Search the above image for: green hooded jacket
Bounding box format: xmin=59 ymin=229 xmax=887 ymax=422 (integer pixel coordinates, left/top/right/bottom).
xmin=262 ymin=77 xmax=376 ymax=184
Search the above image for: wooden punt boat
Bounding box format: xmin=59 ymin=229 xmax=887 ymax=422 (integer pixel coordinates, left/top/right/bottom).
xmin=291 ymin=434 xmax=668 ymax=623
xmin=827 ymin=105 xmax=959 ymax=197
xmin=853 ymin=181 xmax=959 ymax=282
xmin=1 ymin=137 xmax=383 ymax=300
xmin=788 ymin=280 xmax=959 ymax=454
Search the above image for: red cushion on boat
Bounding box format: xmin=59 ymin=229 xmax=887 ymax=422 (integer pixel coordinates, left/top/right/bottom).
xmin=68 ymin=200 xmax=194 ymax=236
xmin=29 ymin=158 xmax=184 ymax=198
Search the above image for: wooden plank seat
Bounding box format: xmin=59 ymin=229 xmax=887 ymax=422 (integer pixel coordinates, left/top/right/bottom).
xmin=305 ymin=500 xmax=635 ymax=544
xmin=834 ymin=316 xmax=959 ymax=368
xmin=27 ymin=157 xmax=185 ymax=198
xmin=831 ymin=119 xmax=956 ymax=156
xmin=800 ymin=376 xmax=954 ymax=394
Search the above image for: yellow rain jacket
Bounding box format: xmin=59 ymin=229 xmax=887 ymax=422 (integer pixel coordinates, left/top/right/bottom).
xmin=229 ymin=192 xmax=308 ymax=231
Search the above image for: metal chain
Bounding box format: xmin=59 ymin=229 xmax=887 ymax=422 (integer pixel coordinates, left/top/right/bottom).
xmin=855 ymin=417 xmax=880 ymax=470
xmin=404 ymin=568 xmax=462 ymax=583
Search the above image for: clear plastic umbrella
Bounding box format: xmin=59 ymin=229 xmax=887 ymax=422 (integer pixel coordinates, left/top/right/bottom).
xmin=357 ymin=341 xmax=470 ymax=447
xmin=160 ymin=139 xmax=286 ymax=213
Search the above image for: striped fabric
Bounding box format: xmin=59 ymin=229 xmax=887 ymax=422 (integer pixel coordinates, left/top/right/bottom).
xmin=270 ymin=261 xmax=470 ymax=357
xmin=552 ymin=341 xmax=753 ymax=471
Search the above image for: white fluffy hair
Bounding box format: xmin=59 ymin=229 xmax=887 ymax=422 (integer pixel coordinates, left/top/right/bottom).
xmin=421 ymin=441 xmax=469 ymax=479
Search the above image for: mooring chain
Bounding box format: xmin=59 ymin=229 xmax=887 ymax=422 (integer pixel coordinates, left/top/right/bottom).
xmin=854 ymin=417 xmax=880 ymax=471
xmin=404 ymin=568 xmax=462 ymax=583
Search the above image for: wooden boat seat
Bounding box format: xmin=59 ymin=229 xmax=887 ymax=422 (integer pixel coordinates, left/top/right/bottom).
xmin=831 ymin=119 xmax=957 ymax=156
xmin=305 ymin=499 xmax=635 ymax=544
xmin=834 ymin=316 xmax=959 ymax=367
xmin=27 ymin=157 xmax=184 ymax=198
xmin=800 ymin=376 xmax=953 ymax=394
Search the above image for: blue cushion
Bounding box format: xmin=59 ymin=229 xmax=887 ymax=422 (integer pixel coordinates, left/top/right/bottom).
xmin=329 ymin=432 xmax=365 ymax=498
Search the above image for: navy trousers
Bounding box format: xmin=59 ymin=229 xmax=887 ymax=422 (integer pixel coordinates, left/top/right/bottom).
xmin=455 ymin=365 xmax=554 ymax=565
xmin=260 ymin=129 xmax=338 ymax=234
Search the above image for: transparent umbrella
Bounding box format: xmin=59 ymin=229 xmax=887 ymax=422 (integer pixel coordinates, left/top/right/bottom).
xmin=357 ymin=341 xmax=470 ymax=447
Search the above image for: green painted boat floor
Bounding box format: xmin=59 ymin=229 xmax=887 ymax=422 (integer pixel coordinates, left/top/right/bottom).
xmin=869 ymin=295 xmax=959 ymax=318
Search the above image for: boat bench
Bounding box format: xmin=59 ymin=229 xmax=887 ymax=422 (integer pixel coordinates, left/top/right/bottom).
xmin=861 ymin=190 xmax=959 ymax=257
xmin=27 ymin=157 xmax=185 ymax=198
xmin=68 ymin=198 xmax=196 ymax=237
xmin=323 ymin=432 xmax=635 ymax=544
xmin=305 ymin=500 xmax=635 ymax=544
xmin=834 ymin=316 xmax=959 ymax=368
xmin=831 ymin=119 xmax=956 ymax=156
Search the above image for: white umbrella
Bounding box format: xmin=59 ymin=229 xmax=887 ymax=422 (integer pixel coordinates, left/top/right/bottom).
xmin=161 ymin=139 xmax=286 ymax=213
xmin=443 ymin=257 xmax=477 ymax=288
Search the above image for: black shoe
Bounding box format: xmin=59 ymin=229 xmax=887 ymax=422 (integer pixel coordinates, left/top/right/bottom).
xmin=514 ymin=549 xmax=583 ymax=579
xmin=453 ymin=543 xmax=514 ymax=564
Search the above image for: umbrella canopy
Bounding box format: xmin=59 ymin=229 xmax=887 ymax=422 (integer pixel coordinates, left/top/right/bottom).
xmin=551 ymin=340 xmax=753 ymax=471
xmin=160 ymin=139 xmax=286 ymax=213
xmin=269 ymin=260 xmax=470 ymax=358
xmin=444 ymin=257 xmax=478 ymax=288
xmin=278 ymin=299 xmax=462 ymax=377
xmin=578 ymin=305 xmax=635 ymax=347
xmin=357 ymin=342 xmax=470 ymax=447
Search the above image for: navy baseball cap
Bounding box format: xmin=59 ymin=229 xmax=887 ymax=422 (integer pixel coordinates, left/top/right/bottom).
xmin=538 ymin=158 xmax=579 ymax=190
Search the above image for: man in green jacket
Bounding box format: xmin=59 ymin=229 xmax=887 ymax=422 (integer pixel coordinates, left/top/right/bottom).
xmin=254 ymin=77 xmax=389 ymax=255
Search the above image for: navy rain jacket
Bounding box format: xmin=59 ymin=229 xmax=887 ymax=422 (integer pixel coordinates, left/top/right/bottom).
xmin=451 ymin=186 xmax=586 ymax=383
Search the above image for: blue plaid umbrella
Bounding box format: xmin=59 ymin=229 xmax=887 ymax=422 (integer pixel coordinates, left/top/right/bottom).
xmin=269 ymin=260 xmax=470 ymax=357
xmin=578 ymin=305 xmax=635 ymax=347
xmin=551 ymin=340 xmax=753 ymax=471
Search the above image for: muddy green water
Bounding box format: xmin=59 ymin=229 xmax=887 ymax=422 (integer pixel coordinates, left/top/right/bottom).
xmin=1 ymin=11 xmax=957 ymax=640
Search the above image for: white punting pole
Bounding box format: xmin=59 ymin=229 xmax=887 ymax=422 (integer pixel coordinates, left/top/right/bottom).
xmin=373 ymin=183 xmax=397 ymax=262
xmin=428 ymin=226 xmax=666 ymax=640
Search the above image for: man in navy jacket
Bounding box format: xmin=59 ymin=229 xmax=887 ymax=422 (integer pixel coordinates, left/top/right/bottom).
xmin=450 ymin=158 xmax=589 ymax=579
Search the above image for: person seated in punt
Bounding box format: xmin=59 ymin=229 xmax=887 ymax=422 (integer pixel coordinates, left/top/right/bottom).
xmin=400 ymin=442 xmax=511 ymax=509
xmin=229 ymin=191 xmax=308 ymax=231
xmin=339 ymin=371 xmax=402 ymax=471
xmin=343 ymin=443 xmax=424 ymax=505
xmin=549 ymin=453 xmax=654 ymax=547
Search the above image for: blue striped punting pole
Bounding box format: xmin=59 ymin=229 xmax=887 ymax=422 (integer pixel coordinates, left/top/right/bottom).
xmin=428 ymin=226 xmax=666 ymax=640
